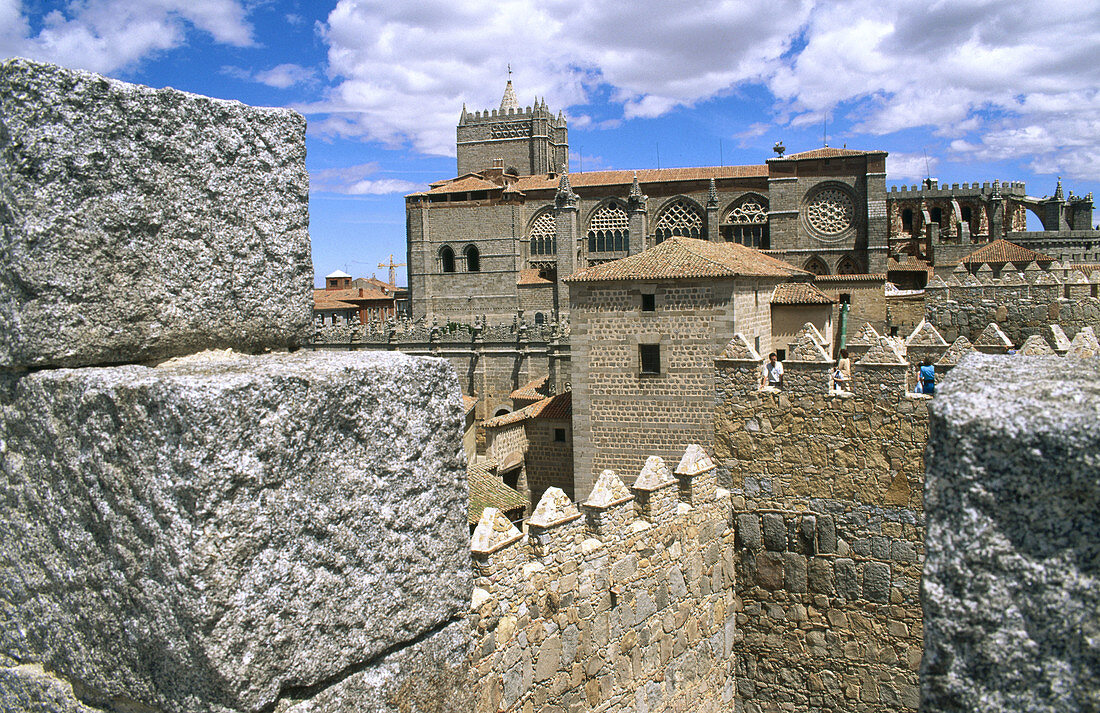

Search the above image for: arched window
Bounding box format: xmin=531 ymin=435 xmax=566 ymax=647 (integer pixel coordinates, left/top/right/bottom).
xmin=440 ymin=246 xmax=456 ymax=273
xmin=722 ymin=195 xmax=769 ymax=248
xmin=654 ymin=199 xmax=704 ymax=243
xmin=836 ymin=255 xmax=861 ymax=275
xmin=464 ymin=245 xmax=480 ymax=272
xmin=529 ymin=212 xmax=557 ymax=256
xmin=803 ymin=256 xmax=829 ymax=275
xmin=902 ymin=209 xmax=914 ymax=234
xmin=534 ymin=312 xmax=545 ymax=325
xmin=586 ymin=202 xmax=629 ymax=255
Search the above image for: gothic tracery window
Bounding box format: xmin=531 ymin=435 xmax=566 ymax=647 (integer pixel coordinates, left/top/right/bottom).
xmin=803 ymin=256 xmax=829 ymax=275
xmin=529 ymin=212 xmax=557 ymax=256
xmin=587 ymin=202 xmax=629 ymax=254
xmin=654 ymin=199 xmax=704 ymax=243
xmin=722 ymin=195 xmax=769 ymax=248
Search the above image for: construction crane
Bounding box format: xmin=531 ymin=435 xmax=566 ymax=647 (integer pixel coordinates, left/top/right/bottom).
xmin=378 ymin=254 xmax=406 ymax=286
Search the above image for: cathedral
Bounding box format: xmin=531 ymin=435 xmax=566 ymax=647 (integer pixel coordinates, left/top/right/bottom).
xmin=405 ymin=82 xmax=1096 ymax=322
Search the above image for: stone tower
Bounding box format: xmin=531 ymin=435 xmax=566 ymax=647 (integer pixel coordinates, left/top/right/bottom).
xmin=456 ymin=80 xmax=568 ymax=176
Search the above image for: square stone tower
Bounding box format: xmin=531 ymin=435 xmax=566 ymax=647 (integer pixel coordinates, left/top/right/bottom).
xmin=456 ymin=80 xmax=568 ymax=176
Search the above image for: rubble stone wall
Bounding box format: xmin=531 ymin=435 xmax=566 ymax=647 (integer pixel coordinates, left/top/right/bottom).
xmin=924 ymin=283 xmax=1100 ymax=345
xmin=714 ymin=356 xmax=927 ymax=712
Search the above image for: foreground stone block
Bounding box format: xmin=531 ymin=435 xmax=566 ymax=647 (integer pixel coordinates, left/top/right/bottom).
xmin=923 ymin=354 xmax=1100 ymax=713
xmin=0 ymin=351 xmax=471 ymax=713
xmin=0 ymin=58 xmax=311 ymax=369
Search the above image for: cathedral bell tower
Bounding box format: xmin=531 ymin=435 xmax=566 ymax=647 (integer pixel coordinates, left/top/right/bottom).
xmin=456 ymin=77 xmax=568 ymax=176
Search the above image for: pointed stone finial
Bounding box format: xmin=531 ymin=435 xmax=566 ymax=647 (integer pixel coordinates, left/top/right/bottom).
xmin=633 ymin=455 xmax=675 ymax=491
xmin=586 ymin=470 xmax=633 ymax=508
xmin=906 ymin=320 xmax=948 ymax=347
xmin=1054 ymin=176 xmax=1065 ymax=201
xmin=706 ymin=177 xmax=719 ymax=208
xmin=849 ymin=323 xmax=881 ymax=346
xmin=974 ymin=323 xmax=1013 ymax=348
xmin=1033 ymin=270 xmax=1061 ymax=286
xmin=717 ymin=333 xmax=760 ymax=361
xmin=1017 ymin=335 xmax=1055 ymax=355
xmin=1068 ymin=327 xmax=1100 ymax=357
xmin=936 ymin=336 xmax=975 ymax=365
xmin=460 ymin=103 xmax=468 ymax=124
xmin=1048 ymin=325 xmax=1071 ymax=352
xmin=528 ymin=487 xmax=581 ymax=528
xmin=629 ymin=171 xmax=646 ymax=207
xmin=555 ymin=163 xmax=577 ymax=207
xmin=471 ymin=507 xmax=522 ymax=554
xmin=1001 ymin=270 xmax=1027 ymax=285
xmin=1067 ymin=270 xmax=1089 ymax=284
xmin=953 ymin=262 xmax=969 ymax=274
xmin=856 ymin=337 xmax=907 ymax=364
xmin=926 ymin=274 xmax=949 ymax=289
xmin=789 ymin=326 xmax=831 ymax=362
xmin=675 ymin=444 xmax=716 ymax=477
xmin=500 ymin=79 xmax=519 ymax=112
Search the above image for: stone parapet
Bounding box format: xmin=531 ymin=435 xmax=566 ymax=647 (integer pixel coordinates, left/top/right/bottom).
xmin=468 ymin=446 xmax=737 ymax=712
xmin=0 ymin=58 xmax=311 ymax=369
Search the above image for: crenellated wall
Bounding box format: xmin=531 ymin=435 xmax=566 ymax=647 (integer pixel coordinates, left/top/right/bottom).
xmin=468 ymin=449 xmax=739 ymax=712
xmin=712 ymin=337 xmax=928 ymax=711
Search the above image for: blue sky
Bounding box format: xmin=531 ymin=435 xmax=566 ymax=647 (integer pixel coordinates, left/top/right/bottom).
xmin=4 ymin=0 xmax=1099 ymax=286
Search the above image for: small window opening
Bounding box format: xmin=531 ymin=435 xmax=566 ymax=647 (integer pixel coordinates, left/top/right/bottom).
xmin=554 ymin=428 xmax=566 ymax=443
xmin=754 ymin=336 xmax=761 ymax=354
xmin=839 ymin=293 xmax=851 ymax=305
xmin=930 ymin=207 xmax=943 ymax=225
xmin=902 ymin=209 xmax=913 ymax=233
xmin=535 ymin=312 xmax=545 ymax=325
xmin=440 ymin=246 xmax=456 ymax=273
xmin=641 ymin=293 xmax=655 ymax=312
xmin=464 ymin=245 xmax=480 ymax=272
xmin=775 ymin=349 xmax=786 ymax=362
xmin=889 ymin=326 xmax=899 ymax=337
xmin=639 ymin=344 xmax=661 ymax=375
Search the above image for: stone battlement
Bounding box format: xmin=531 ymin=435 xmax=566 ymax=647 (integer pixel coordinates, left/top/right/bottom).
xmin=889 ymin=180 xmax=1026 ymax=196
xmin=468 ymin=445 xmax=737 ymax=711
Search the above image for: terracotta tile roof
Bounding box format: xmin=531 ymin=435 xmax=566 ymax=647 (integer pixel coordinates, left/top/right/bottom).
xmin=517 ymin=268 xmax=554 ymax=286
xmin=313 ymin=289 xmax=358 ymax=310
xmin=1073 ymin=263 xmax=1100 ymax=275
xmin=482 ymin=391 xmax=571 ymax=428
xmin=510 ymin=376 xmax=550 ymax=401
xmin=424 ymin=175 xmax=500 ymax=194
xmin=468 ymin=460 xmax=527 ymax=524
xmin=564 ymin=237 xmax=809 ymax=283
xmin=512 ymin=165 xmax=767 ymax=192
xmin=771 ymin=282 xmax=836 ymax=305
xmin=813 ymin=273 xmax=886 ymax=283
xmin=462 ymin=395 xmax=478 ymax=415
xmin=773 ymin=147 xmax=887 ymax=160
xmin=887 ymin=256 xmax=935 ymax=275
xmin=960 ymin=239 xmax=1054 ymax=265
xmin=315 ymin=287 xmax=394 ymax=306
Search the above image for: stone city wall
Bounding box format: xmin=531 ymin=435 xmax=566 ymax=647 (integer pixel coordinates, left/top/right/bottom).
xmin=923 ymin=271 xmax=1100 ymax=345
xmin=713 ymin=338 xmax=928 ymax=712
xmin=469 ymin=449 xmax=738 ymax=713
xmin=309 ymin=318 xmax=571 ymax=419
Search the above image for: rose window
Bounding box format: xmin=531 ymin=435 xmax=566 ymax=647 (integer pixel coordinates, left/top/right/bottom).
xmin=805 ymin=188 xmax=854 ymax=235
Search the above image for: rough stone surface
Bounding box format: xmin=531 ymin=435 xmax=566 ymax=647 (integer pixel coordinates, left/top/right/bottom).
xmin=923 ymin=353 xmax=1100 ymax=713
xmin=0 ymin=350 xmax=470 ymax=713
xmin=0 ymin=58 xmax=311 ymax=369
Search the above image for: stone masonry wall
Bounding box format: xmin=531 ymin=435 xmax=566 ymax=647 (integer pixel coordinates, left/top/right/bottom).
xmin=714 ymin=353 xmax=928 ymax=712
xmin=525 ymin=418 xmax=574 ymax=502
xmin=470 ymin=451 xmax=737 ymax=713
xmin=924 ymin=280 xmax=1100 ymax=345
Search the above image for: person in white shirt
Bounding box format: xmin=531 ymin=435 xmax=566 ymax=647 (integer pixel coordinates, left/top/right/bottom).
xmin=764 ymin=352 xmax=784 ymax=389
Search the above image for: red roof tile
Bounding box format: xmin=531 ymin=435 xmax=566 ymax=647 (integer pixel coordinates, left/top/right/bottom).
xmin=960 ymin=239 xmax=1054 ymax=265
xmin=510 ymin=376 xmax=550 ymax=401
xmin=424 ymin=175 xmax=500 ymax=194
xmin=482 ymin=391 xmax=571 ymax=428
xmin=468 ymin=460 xmax=527 ymax=524
xmin=564 ymin=237 xmax=809 ymax=283
xmin=512 ymin=165 xmax=766 ymax=193
xmin=813 ymin=274 xmax=887 ymax=283
xmin=773 ymin=147 xmax=887 ymax=161
xmin=771 ymin=282 xmax=836 ymax=305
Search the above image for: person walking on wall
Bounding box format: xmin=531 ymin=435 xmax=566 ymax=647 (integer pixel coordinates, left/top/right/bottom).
xmin=919 ymin=358 xmax=936 ymax=395
xmin=764 ymin=352 xmax=784 ymax=389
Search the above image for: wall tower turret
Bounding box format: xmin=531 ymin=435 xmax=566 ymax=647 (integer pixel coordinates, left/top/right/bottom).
xmin=456 ymin=79 xmax=569 ymax=176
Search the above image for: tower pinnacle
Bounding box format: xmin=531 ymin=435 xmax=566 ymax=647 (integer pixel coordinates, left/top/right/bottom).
xmin=500 ymin=78 xmax=519 ymax=112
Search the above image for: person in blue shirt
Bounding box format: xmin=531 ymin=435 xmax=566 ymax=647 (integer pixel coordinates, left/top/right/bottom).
xmin=919 ymin=358 xmax=936 ymax=395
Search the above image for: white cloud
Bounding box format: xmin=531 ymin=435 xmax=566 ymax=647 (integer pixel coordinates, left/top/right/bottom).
xmin=254 ymin=63 xmax=316 ymax=88
xmin=311 ymin=163 xmax=422 ymax=195
xmin=304 ymin=0 xmax=1100 ymax=180
xmin=887 ymin=152 xmax=940 ymax=182
xmin=307 ymin=0 xmax=812 ymax=156
xmin=0 ymin=0 xmax=253 ymax=74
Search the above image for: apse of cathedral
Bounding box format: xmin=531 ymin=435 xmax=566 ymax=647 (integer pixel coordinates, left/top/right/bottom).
xmin=405 ymin=82 xmax=1096 ymax=322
